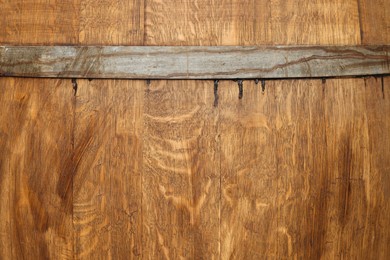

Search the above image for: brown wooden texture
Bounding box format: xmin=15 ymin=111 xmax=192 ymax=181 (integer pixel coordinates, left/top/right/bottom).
xmin=1 ymin=0 xmax=390 ymax=259
xmin=0 ymin=78 xmax=74 ymax=259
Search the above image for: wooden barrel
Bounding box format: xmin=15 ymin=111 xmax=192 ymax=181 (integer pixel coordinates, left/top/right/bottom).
xmin=0 ymin=1 xmax=389 ymax=259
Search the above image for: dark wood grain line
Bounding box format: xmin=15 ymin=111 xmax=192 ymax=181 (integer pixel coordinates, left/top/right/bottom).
xmin=1 ymin=46 xmax=389 ymax=79
xmin=357 ymin=0 xmax=364 ymax=43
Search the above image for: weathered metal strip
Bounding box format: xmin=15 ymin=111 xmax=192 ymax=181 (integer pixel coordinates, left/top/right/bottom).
xmin=0 ymin=46 xmax=389 ymax=79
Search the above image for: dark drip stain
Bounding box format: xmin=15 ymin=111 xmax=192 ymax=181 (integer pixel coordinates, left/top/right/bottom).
xmin=381 ymin=76 xmax=385 ymax=99
xmin=71 ymin=78 xmax=78 ymax=96
xmin=356 ymin=0 xmax=364 ymax=43
xmin=213 ymin=79 xmax=219 ymax=107
xmin=237 ymin=79 xmax=243 ymax=99
xmin=254 ymin=79 xmax=259 ymax=85
xmin=322 ymin=78 xmax=327 ymax=93
xmin=261 ymin=80 xmax=266 ymax=94
xmin=146 ymin=79 xmax=151 ymax=93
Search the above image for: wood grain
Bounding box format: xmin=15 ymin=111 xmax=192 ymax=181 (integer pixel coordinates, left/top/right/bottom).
xmin=0 ymin=78 xmax=74 ymax=259
xmin=142 ymin=80 xmax=220 ymax=259
xmin=1 ymin=45 xmax=389 ymax=79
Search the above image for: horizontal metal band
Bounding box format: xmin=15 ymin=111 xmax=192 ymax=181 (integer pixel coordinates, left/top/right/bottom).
xmin=1 ymin=45 xmax=389 ymax=79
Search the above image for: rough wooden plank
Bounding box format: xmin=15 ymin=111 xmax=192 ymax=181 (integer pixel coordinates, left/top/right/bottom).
xmin=0 ymin=45 xmax=389 ymax=79
xmin=272 ymin=77 xmax=390 ymax=259
xmin=1 ymin=1 xmax=390 ymax=259
xmin=219 ymin=80 xmax=279 ymax=258
xmin=0 ymin=2 xmax=77 ymax=259
xmin=142 ymin=80 xmax=220 ymax=259
xmin=0 ymin=78 xmax=74 ymax=259
xmin=269 ymin=79 xmax=329 ymax=259
xmin=268 ymin=4 xmax=364 ymax=258
xmin=217 ymin=1 xmax=363 ymax=258
xmin=73 ymin=2 xmax=145 ymax=258
xmin=272 ymin=79 xmax=340 ymax=259
xmin=72 ymin=80 xmax=143 ymax=259
xmin=321 ymin=78 xmax=387 ymax=258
